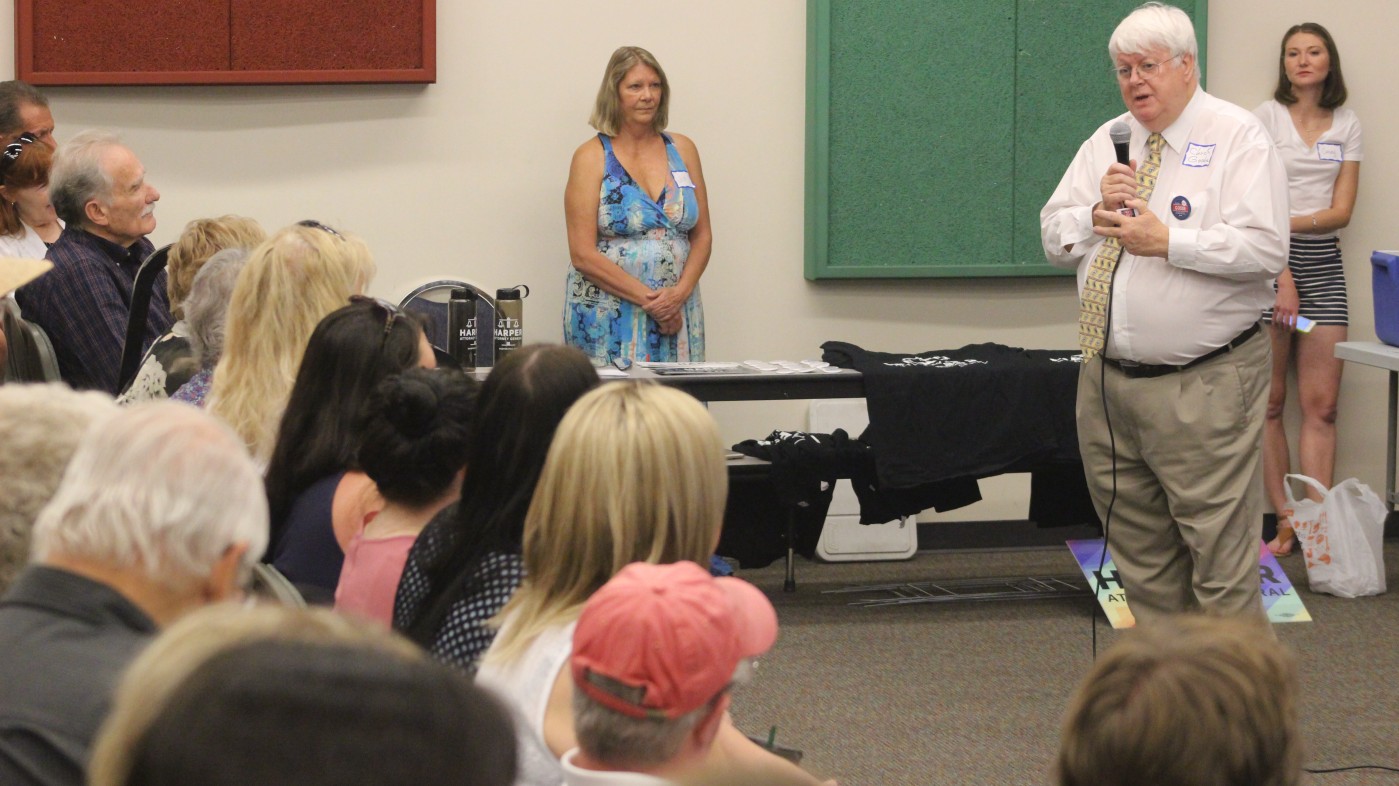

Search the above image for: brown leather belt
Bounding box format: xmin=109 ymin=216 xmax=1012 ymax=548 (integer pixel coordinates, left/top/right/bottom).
xmin=1102 ymin=322 xmax=1261 ymax=379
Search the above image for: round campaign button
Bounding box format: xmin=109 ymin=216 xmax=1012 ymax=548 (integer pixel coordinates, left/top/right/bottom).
xmin=1170 ymin=195 xmax=1192 ymax=220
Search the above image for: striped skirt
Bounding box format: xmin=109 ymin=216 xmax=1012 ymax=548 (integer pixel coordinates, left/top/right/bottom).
xmin=1264 ymin=235 xmax=1348 ymax=326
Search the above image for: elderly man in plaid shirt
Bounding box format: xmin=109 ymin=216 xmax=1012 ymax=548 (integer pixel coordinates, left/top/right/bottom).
xmin=16 ymin=130 xmax=169 ymax=393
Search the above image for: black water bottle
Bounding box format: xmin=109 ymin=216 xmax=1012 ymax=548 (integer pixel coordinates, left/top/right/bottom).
xmin=447 ymin=288 xmax=477 ymax=370
xmin=494 ymin=285 xmax=529 ymax=363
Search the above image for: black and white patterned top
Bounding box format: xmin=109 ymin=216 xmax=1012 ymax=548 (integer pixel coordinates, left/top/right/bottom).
xmin=392 ymin=518 xmax=524 ymax=675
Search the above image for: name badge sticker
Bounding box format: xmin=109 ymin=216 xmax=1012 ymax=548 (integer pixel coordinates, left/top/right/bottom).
xmin=1317 ymin=142 xmax=1344 ymax=163
xmin=1170 ymin=195 xmax=1192 ymax=220
xmin=672 ymin=171 xmax=695 ymax=188
xmin=1182 ymin=142 xmax=1216 ymax=168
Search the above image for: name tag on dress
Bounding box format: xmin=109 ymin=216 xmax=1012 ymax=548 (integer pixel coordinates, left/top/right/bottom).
xmin=1182 ymin=142 xmax=1215 ymax=168
xmin=1317 ymin=142 xmax=1344 ymax=163
xmin=672 ymin=171 xmax=695 ymax=188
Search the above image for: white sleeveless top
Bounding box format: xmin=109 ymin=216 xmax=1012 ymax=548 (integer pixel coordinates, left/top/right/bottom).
xmin=476 ymin=617 xmax=577 ymax=786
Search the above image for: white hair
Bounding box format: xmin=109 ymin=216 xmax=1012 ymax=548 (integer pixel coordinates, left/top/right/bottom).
xmin=571 ymin=689 xmax=706 ymax=769
xmin=0 ymin=384 xmax=118 ymax=592
xmin=1109 ymin=2 xmax=1198 ymax=62
xmin=184 ymin=248 xmax=250 ymax=367
xmin=49 ymin=128 xmax=123 ymax=227
xmin=30 ymin=401 xmax=268 ymax=587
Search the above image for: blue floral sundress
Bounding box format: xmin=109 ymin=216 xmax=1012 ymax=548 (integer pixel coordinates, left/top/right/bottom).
xmin=563 ymin=132 xmax=705 ymax=363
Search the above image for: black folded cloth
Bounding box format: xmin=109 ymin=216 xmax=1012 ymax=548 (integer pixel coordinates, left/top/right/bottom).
xmin=732 ymin=429 xmax=981 ymax=525
xmin=821 ymin=341 xmax=1082 ymax=488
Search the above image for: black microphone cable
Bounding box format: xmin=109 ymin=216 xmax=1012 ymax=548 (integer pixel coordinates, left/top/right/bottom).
xmin=1090 ymin=124 xmax=1133 ymax=660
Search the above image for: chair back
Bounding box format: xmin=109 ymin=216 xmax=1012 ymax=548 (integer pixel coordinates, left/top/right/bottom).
xmin=399 ymin=280 xmax=497 ymax=367
xmin=248 ymin=563 xmax=308 ymax=608
xmin=2 ymin=299 xmax=62 ymax=383
xmin=116 ymin=244 xmax=172 ymax=393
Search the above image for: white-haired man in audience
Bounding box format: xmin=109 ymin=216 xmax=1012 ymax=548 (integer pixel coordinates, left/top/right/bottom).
xmin=565 ymin=561 xmax=779 ymax=786
xmin=0 ymin=383 xmax=116 ymax=594
xmin=0 ymin=402 xmax=268 ymax=786
xmin=14 ymin=130 xmax=169 ymax=393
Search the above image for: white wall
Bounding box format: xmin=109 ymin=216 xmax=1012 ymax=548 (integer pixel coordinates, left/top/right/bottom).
xmin=4 ymin=1 xmax=1393 ymax=522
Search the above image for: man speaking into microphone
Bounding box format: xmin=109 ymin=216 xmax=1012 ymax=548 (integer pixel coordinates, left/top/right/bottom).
xmin=1040 ymin=2 xmax=1288 ymax=624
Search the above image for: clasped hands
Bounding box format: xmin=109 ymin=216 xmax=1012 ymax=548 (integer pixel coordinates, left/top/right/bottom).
xmin=1093 ymin=161 xmax=1169 ymax=259
xmin=644 ymin=285 xmax=689 ymax=335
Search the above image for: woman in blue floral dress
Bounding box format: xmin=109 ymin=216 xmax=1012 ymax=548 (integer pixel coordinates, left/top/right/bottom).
xmin=564 ymin=46 xmax=711 ymax=364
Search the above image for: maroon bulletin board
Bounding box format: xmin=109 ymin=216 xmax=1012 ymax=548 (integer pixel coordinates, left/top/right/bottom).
xmin=15 ymin=0 xmax=436 ymax=85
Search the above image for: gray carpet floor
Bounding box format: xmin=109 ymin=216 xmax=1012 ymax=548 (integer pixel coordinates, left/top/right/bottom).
xmin=728 ymin=540 xmax=1399 ymax=786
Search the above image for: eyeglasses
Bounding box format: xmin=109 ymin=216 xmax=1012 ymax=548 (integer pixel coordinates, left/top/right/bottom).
xmin=296 ymin=219 xmax=342 ymax=238
xmin=349 ymin=295 xmax=405 ymax=347
xmin=1111 ymin=54 xmax=1182 ymax=82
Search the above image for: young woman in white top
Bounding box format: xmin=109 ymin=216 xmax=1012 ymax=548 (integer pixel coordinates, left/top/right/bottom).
xmin=1253 ymin=23 xmax=1362 ymax=556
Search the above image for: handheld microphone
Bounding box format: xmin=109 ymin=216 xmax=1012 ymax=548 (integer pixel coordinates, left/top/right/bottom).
xmin=1109 ymin=121 xmax=1136 ymax=217
xmin=1110 ymin=121 xmax=1131 ymax=166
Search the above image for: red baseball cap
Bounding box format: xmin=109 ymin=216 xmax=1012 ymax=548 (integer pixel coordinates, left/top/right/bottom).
xmin=571 ymin=561 xmax=778 ymax=720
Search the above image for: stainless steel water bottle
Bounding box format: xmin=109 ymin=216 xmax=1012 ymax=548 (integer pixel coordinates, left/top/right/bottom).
xmin=447 ymin=287 xmax=477 ymax=370
xmin=494 ymin=285 xmax=529 ymax=363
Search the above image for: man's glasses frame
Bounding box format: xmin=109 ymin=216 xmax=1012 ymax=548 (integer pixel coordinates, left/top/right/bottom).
xmin=1111 ymin=54 xmax=1182 ymax=82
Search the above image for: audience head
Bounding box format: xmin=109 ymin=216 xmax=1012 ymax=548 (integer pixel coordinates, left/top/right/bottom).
xmin=89 ymin=604 xmax=517 ymax=786
xmin=49 ymin=129 xmax=160 ymax=247
xmin=208 ymin=220 xmax=375 ymax=464
xmin=358 ymin=367 xmax=477 ymax=509
xmin=570 ymin=561 xmax=776 ymax=774
xmin=590 ymin=45 xmax=670 ymax=136
xmin=0 ymin=80 xmax=55 ymax=149
xmin=1274 ymin=22 xmax=1348 ymax=109
xmin=401 ymin=342 xmax=598 ymax=649
xmin=165 ymin=215 xmax=266 ymax=320
xmin=456 ymin=343 xmax=600 ymax=541
xmin=1057 ymin=614 xmax=1301 ymax=786
xmin=0 ymin=383 xmax=116 ymax=593
xmin=489 ymin=382 xmax=727 ymax=662
xmin=0 ymin=133 xmax=56 ymax=237
xmin=264 ymin=298 xmax=432 ymax=540
xmin=30 ymin=402 xmax=267 ymax=622
xmin=182 ymin=248 xmax=250 ymax=371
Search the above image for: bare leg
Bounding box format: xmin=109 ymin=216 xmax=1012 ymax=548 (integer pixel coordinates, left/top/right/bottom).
xmin=1263 ymin=324 xmax=1295 ymax=555
xmin=1295 ymin=324 xmax=1346 ymax=491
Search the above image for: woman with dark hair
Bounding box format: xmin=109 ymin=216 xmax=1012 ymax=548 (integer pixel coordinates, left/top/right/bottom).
xmin=1253 ymin=23 xmax=1362 ymax=556
xmin=393 ymin=344 xmax=598 ymax=673
xmin=335 ymin=368 xmax=478 ymax=625
xmin=265 ymin=298 xmax=436 ymax=601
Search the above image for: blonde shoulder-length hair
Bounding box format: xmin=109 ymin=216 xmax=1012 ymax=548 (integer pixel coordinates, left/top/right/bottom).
xmin=485 ymin=382 xmax=726 ymax=664
xmin=589 ymin=46 xmax=670 ymax=137
xmin=206 ymin=223 xmax=374 ymax=464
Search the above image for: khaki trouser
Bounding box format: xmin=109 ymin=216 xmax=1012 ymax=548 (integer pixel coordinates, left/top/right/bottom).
xmin=1076 ymin=330 xmax=1269 ymax=626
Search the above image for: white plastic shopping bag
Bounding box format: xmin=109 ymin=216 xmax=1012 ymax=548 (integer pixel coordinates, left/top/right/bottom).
xmin=1284 ymin=474 xmax=1387 ymax=598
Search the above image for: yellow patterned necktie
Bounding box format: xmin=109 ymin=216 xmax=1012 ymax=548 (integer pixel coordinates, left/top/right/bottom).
xmin=1077 ymin=132 xmax=1166 ymax=358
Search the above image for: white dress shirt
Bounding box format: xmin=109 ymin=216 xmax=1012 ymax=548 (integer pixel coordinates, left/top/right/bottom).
xmin=1254 ymin=99 xmax=1363 ymax=232
xmin=1041 ymin=89 xmax=1289 ymax=365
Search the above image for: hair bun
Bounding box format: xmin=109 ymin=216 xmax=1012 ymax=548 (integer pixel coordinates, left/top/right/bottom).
xmin=382 ymin=374 xmax=440 ymax=439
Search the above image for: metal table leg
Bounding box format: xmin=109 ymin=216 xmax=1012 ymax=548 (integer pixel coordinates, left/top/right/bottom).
xmin=784 ymin=507 xmax=797 ymax=592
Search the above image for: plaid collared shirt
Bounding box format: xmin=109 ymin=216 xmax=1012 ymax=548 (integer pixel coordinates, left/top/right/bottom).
xmin=14 ymin=227 xmax=171 ymax=393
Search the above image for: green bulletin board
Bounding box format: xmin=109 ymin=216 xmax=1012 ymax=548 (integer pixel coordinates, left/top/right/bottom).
xmin=804 ymin=0 xmax=1208 ymax=279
